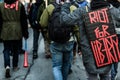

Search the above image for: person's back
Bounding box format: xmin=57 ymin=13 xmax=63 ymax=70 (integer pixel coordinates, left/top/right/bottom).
xmin=0 ymin=0 xmax=28 ymax=78
xmin=40 ymin=0 xmax=75 ymax=80
xmin=60 ymin=0 xmax=120 ymax=80
xmin=29 ymin=0 xmax=44 ymax=59
xmin=107 ymin=0 xmax=120 ymax=80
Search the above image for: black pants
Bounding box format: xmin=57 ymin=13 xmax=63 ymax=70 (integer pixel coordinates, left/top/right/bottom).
xmin=3 ymin=40 xmax=21 ymax=68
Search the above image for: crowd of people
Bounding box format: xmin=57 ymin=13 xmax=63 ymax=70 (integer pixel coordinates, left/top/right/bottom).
xmin=0 ymin=0 xmax=120 ymax=80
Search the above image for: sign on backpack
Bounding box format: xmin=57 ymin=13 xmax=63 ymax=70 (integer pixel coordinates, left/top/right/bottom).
xmin=84 ymin=7 xmax=120 ymax=68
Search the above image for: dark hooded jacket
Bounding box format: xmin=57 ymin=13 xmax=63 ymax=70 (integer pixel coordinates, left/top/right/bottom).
xmin=28 ymin=0 xmax=44 ymax=29
xmin=0 ymin=0 xmax=28 ymax=40
xmin=60 ymin=0 xmax=120 ymax=74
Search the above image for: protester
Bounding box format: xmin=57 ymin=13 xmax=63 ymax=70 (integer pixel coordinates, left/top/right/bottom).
xmin=40 ymin=0 xmax=75 ymax=80
xmin=38 ymin=0 xmax=52 ymax=59
xmin=0 ymin=0 xmax=28 ymax=78
xmin=29 ymin=0 xmax=45 ymax=59
xmin=107 ymin=0 xmax=120 ymax=80
xmin=60 ymin=0 xmax=120 ymax=80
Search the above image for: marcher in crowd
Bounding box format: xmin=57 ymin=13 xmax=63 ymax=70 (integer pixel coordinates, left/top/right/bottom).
xmin=29 ymin=0 xmax=45 ymax=59
xmin=107 ymin=0 xmax=120 ymax=80
xmin=40 ymin=0 xmax=75 ymax=80
xmin=39 ymin=0 xmax=53 ymax=59
xmin=60 ymin=0 xmax=120 ymax=80
xmin=0 ymin=0 xmax=28 ymax=78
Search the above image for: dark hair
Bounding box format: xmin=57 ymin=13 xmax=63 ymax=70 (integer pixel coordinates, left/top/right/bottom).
xmin=4 ymin=0 xmax=16 ymax=4
xmin=107 ymin=0 xmax=120 ymax=8
xmin=90 ymin=0 xmax=110 ymax=10
xmin=36 ymin=0 xmax=44 ymax=4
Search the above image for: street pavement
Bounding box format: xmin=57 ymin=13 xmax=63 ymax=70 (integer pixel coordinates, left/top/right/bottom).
xmin=0 ymin=28 xmax=120 ymax=80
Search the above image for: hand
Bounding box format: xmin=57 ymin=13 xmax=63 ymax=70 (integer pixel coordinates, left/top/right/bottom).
xmin=24 ymin=37 xmax=28 ymax=40
xmin=23 ymin=32 xmax=29 ymax=39
xmin=78 ymin=51 xmax=82 ymax=55
xmin=78 ymin=45 xmax=81 ymax=53
xmin=78 ymin=49 xmax=81 ymax=53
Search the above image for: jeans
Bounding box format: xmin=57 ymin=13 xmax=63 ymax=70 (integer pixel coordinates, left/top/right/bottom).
xmin=3 ymin=40 xmax=20 ymax=68
xmin=50 ymin=41 xmax=74 ymax=80
xmin=110 ymin=34 xmax=120 ymax=80
xmin=33 ymin=29 xmax=40 ymax=52
xmin=87 ymin=71 xmax=111 ymax=80
xmin=111 ymin=63 xmax=118 ymax=80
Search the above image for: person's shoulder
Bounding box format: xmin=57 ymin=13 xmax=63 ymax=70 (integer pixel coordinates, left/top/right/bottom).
xmin=46 ymin=4 xmax=55 ymax=11
xmin=70 ymin=5 xmax=77 ymax=12
xmin=70 ymin=5 xmax=77 ymax=9
xmin=48 ymin=4 xmax=55 ymax=8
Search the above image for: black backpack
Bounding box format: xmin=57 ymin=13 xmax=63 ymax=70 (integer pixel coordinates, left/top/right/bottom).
xmin=48 ymin=3 xmax=72 ymax=43
xmin=29 ymin=3 xmax=41 ymax=29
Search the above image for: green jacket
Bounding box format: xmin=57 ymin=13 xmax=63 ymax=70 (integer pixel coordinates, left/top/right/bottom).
xmin=0 ymin=2 xmax=28 ymax=40
xmin=39 ymin=4 xmax=54 ymax=42
xmin=37 ymin=2 xmax=45 ymax=22
xmin=40 ymin=4 xmax=54 ymax=27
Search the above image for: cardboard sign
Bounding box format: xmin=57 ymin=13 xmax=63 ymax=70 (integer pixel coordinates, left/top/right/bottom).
xmin=84 ymin=7 xmax=120 ymax=68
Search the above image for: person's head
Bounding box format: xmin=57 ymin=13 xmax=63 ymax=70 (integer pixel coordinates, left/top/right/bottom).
xmin=90 ymin=0 xmax=110 ymax=10
xmin=106 ymin=0 xmax=120 ymax=8
xmin=4 ymin=0 xmax=16 ymax=4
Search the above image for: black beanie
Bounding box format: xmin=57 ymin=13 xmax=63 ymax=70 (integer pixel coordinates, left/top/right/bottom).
xmin=36 ymin=0 xmax=44 ymax=4
xmin=107 ymin=0 xmax=120 ymax=8
xmin=4 ymin=0 xmax=16 ymax=4
xmin=90 ymin=0 xmax=110 ymax=10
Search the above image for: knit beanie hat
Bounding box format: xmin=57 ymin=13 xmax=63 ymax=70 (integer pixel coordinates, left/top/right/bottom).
xmin=36 ymin=0 xmax=44 ymax=4
xmin=4 ymin=0 xmax=16 ymax=4
xmin=90 ymin=0 xmax=110 ymax=10
xmin=107 ymin=0 xmax=120 ymax=8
